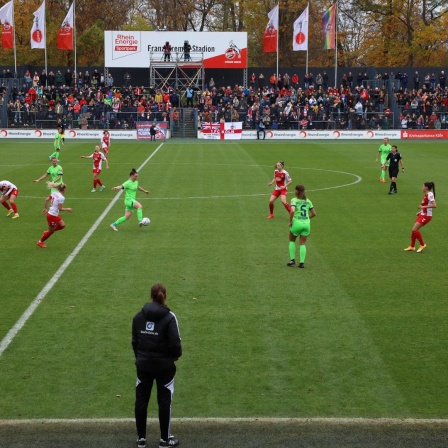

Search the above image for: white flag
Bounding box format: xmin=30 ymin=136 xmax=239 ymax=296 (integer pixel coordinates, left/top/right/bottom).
xmin=293 ymin=5 xmax=309 ymax=51
xmin=31 ymin=1 xmax=46 ymax=49
xmin=263 ymin=4 xmax=278 ymax=53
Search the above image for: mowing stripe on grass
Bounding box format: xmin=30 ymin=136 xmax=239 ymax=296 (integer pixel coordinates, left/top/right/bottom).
xmin=0 ymin=143 xmax=164 ymax=358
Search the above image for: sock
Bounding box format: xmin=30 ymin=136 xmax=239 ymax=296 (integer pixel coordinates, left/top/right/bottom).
xmin=415 ymin=230 xmax=424 ymax=246
xmin=392 ymin=182 xmax=397 ymax=191
xmin=389 ymin=183 xmax=393 ymax=192
xmin=411 ymin=231 xmax=418 ymax=247
xmin=299 ymin=245 xmax=307 ymax=263
xmin=283 ymin=202 xmax=291 ymax=213
xmin=289 ymin=241 xmax=296 ymax=261
xmin=40 ymin=230 xmax=51 ymax=242
xmin=93 ymin=180 xmax=97 ymax=189
xmin=97 ymin=179 xmax=103 ymax=186
xmin=137 ymin=208 xmax=143 ymax=222
xmin=269 ymin=203 xmax=274 ymax=214
xmin=381 ymin=169 xmax=386 ymax=180
xmin=1 ymin=201 xmax=10 ymax=210
xmin=11 ymin=203 xmax=18 ymax=213
xmin=114 ymin=216 xmax=127 ymax=226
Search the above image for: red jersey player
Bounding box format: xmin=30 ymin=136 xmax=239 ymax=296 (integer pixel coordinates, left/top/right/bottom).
xmin=80 ymin=145 xmax=109 ymax=192
xmin=0 ymin=180 xmax=19 ymax=219
xmin=37 ymin=182 xmax=72 ymax=248
xmin=404 ymin=181 xmax=437 ymax=253
xmin=267 ymin=161 xmax=292 ymax=219
xmin=101 ymin=130 xmax=110 ymax=158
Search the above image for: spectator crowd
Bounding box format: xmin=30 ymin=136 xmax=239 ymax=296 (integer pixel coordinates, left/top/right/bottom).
xmin=1 ymin=66 xmax=448 ymax=131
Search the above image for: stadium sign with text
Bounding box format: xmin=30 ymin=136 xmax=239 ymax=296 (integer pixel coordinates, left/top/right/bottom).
xmin=104 ymin=31 xmax=248 ymax=68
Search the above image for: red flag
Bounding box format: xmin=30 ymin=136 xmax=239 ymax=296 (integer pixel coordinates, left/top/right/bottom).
xmin=263 ymin=5 xmax=278 ymax=53
xmin=0 ymin=0 xmax=14 ymax=49
xmin=57 ymin=2 xmax=73 ymax=50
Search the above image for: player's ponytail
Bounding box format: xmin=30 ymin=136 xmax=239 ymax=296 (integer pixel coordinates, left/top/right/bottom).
xmin=130 ymin=168 xmax=138 ymax=177
xmin=295 ymin=184 xmax=306 ymax=200
xmin=46 ymin=181 xmax=66 ymax=192
xmin=150 ymin=283 xmax=167 ymax=306
xmin=424 ymin=181 xmax=436 ymax=198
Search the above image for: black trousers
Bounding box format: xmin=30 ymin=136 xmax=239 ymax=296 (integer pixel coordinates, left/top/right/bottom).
xmin=135 ymin=365 xmax=176 ymax=440
xmin=257 ymin=129 xmax=266 ymax=139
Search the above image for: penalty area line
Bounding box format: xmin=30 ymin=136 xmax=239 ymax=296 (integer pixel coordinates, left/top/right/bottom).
xmin=0 ymin=143 xmax=164 ymax=358
xmin=1 ymin=417 xmax=448 ymax=425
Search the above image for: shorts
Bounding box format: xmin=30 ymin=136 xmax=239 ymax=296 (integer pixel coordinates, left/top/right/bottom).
xmin=93 ymin=168 xmax=101 ymax=175
xmin=102 ymin=145 xmax=109 ymax=153
xmin=380 ymin=156 xmax=390 ymax=167
xmin=6 ymin=188 xmax=19 ymax=198
xmin=47 ymin=213 xmax=62 ymax=227
xmin=125 ymin=199 xmax=135 ymax=212
xmin=388 ymin=168 xmax=398 ymax=178
xmin=272 ymin=189 xmax=288 ymax=198
xmin=290 ymin=219 xmax=311 ymax=237
xmin=416 ymin=215 xmax=432 ymax=226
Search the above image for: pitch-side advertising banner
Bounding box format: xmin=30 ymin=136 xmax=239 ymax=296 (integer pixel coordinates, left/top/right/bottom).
xmin=401 ymin=130 xmax=448 ymax=139
xmin=238 ymin=130 xmax=402 ymax=140
xmin=104 ymin=31 xmax=248 ymax=69
xmin=0 ymin=129 xmax=137 ymax=139
xmin=136 ymin=122 xmax=168 ymax=139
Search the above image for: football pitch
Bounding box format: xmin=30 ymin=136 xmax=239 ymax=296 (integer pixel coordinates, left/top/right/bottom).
xmin=1 ymin=138 xmax=448 ymax=447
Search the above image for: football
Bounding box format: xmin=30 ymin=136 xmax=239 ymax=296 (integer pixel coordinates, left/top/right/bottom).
xmin=141 ymin=217 xmax=150 ymax=226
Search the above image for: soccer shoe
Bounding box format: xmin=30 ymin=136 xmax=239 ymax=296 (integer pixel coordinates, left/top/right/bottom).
xmin=137 ymin=438 xmax=146 ymax=448
xmin=287 ymin=259 xmax=295 ymax=267
xmin=298 ymin=263 xmax=305 ymax=268
xmin=417 ymin=244 xmax=427 ymax=253
xmin=267 ymin=214 xmax=274 ymax=219
xmin=11 ymin=213 xmax=19 ymax=219
xmin=404 ymin=246 xmax=415 ymax=251
xmin=6 ymin=209 xmax=14 ymax=217
xmin=100 ymin=185 xmax=106 ymax=191
xmin=139 ymin=221 xmax=143 ymax=227
xmin=91 ymin=189 xmax=97 ymax=193
xmin=388 ymin=191 xmax=392 ymax=194
xmin=36 ymin=241 xmax=47 ymax=248
xmin=380 ymin=179 xmax=387 ymax=183
xmin=394 ymin=190 xmax=398 ymax=194
xmin=110 ymin=224 xmax=118 ymax=232
xmin=159 ymin=436 xmax=179 ymax=447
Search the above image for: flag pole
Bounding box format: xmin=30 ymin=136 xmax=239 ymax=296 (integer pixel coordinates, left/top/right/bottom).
xmin=334 ymin=0 xmax=337 ymax=88
xmin=305 ymin=1 xmax=309 ymax=75
xmin=12 ymin=0 xmax=17 ymax=75
xmin=44 ymin=0 xmax=47 ymax=85
xmin=276 ymin=1 xmax=279 ymax=80
xmin=74 ymin=0 xmax=77 ymax=84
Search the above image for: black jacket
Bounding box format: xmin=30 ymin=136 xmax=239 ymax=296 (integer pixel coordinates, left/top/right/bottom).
xmin=132 ymin=302 xmax=182 ymax=372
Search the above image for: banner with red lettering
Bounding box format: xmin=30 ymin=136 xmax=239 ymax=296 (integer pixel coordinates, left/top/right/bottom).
xmin=199 ymin=122 xmax=243 ymax=140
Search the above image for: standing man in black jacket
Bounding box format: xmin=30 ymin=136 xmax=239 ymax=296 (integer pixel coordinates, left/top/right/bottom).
xmin=132 ymin=283 xmax=182 ymax=448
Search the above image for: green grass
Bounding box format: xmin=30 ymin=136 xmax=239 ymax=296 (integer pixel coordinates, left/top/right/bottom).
xmin=1 ymin=138 xmax=447 ymax=420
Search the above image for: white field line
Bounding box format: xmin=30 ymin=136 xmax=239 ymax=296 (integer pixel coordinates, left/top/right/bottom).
xmin=0 ymin=417 xmax=448 ymax=425
xmin=0 ymin=143 xmax=164 ymax=358
xmin=18 ymin=169 xmax=362 ymax=201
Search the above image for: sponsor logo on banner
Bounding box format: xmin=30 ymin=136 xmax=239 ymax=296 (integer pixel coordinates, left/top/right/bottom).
xmin=0 ymin=129 xmax=138 ymax=139
xmin=105 ymin=31 xmax=247 ymax=68
xmin=240 ymin=130 xmax=401 ymax=140
xmin=401 ymin=130 xmax=448 ymax=139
